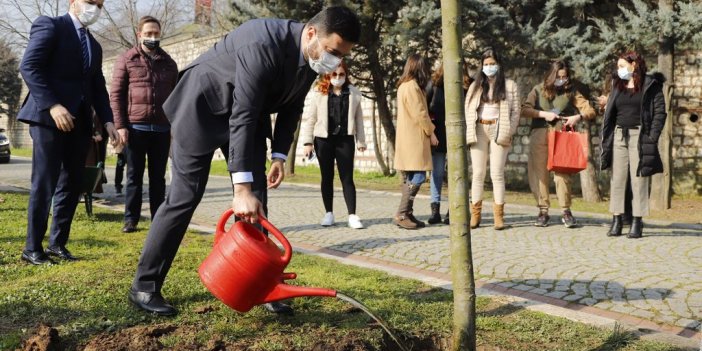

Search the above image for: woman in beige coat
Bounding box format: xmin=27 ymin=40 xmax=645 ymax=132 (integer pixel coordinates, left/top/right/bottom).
xmin=393 ymin=54 xmax=439 ymax=230
xmin=465 ymin=48 xmax=520 ymax=230
xmin=300 ymin=61 xmax=366 ymax=229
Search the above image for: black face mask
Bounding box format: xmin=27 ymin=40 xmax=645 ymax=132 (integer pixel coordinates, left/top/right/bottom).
xmin=142 ymin=38 xmax=160 ymax=50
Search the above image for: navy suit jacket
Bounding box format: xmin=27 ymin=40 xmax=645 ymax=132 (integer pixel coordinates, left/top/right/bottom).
xmin=17 ymin=14 xmax=113 ymax=128
xmin=163 ymin=19 xmax=317 ymax=174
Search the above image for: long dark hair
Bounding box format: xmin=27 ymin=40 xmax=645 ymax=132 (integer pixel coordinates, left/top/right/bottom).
xmin=614 ymin=51 xmax=647 ymax=93
xmin=473 ymin=48 xmax=506 ymax=103
xmin=398 ymin=54 xmax=431 ymax=91
xmin=542 ymin=59 xmax=575 ymax=100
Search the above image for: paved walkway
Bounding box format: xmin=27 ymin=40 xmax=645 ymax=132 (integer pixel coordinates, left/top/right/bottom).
xmin=2 ymin=157 xmax=701 ymax=343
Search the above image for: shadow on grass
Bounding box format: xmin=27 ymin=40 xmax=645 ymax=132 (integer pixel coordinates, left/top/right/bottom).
xmin=90 ymin=212 xmax=125 ymax=222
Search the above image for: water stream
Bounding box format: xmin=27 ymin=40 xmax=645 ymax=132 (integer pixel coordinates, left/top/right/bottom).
xmin=336 ymin=292 xmax=410 ymax=351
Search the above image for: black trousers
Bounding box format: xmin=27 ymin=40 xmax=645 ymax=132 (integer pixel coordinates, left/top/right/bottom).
xmin=25 ymin=118 xmax=91 ymax=252
xmin=115 ymin=152 xmax=126 ymax=188
xmin=132 ymin=137 xmax=268 ymax=293
xmin=124 ymin=128 xmax=171 ymax=222
xmin=314 ymin=135 xmax=356 ymax=214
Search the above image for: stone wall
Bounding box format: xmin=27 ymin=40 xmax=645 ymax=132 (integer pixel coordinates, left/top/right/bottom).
xmin=671 ymin=50 xmax=702 ymax=195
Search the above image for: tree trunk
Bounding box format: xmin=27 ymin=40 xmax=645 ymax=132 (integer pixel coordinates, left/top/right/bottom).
xmin=441 ymin=0 xmax=476 ymax=350
xmin=579 ymin=120 xmax=602 ymax=202
xmin=371 ymin=101 xmax=391 ymax=175
xmin=367 ymin=41 xmax=396 ymax=157
xmin=650 ymin=0 xmax=674 ymax=210
xmin=284 ymin=117 xmax=302 ymax=176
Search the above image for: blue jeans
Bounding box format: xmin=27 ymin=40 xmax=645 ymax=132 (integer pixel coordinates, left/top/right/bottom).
xmin=430 ymin=151 xmax=446 ymax=203
xmin=404 ymin=171 xmax=426 ymax=186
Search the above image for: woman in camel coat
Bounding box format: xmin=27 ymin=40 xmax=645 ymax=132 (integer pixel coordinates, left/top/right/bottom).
xmin=393 ymin=53 xmax=438 ymax=230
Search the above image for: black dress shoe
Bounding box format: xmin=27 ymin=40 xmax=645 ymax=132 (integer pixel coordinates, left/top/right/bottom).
xmin=46 ymin=246 xmax=78 ymax=261
xmin=122 ymin=221 xmax=138 ymax=233
xmin=607 ymin=215 xmax=623 ymax=237
xmin=128 ymin=289 xmax=177 ymax=316
xmin=263 ymin=301 xmax=294 ymax=315
xmin=21 ymin=250 xmax=54 ymax=265
xmin=627 ymin=217 xmax=643 ymax=239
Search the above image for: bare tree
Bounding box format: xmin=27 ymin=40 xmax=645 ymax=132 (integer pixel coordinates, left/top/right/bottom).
xmin=0 ymin=0 xmax=195 ymax=56
xmin=0 ymin=0 xmax=65 ymax=52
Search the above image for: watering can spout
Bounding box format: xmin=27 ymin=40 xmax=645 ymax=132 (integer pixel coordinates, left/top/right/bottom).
xmin=264 ymin=282 xmax=337 ymax=303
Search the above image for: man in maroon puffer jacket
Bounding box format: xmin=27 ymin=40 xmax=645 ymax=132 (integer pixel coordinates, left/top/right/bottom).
xmin=110 ymin=15 xmax=178 ymax=233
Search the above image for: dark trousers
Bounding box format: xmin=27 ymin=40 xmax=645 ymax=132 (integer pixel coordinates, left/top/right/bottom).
xmin=124 ymin=129 xmax=171 ymax=222
xmin=25 ymin=120 xmax=90 ymax=252
xmin=314 ymin=135 xmax=356 ymax=214
xmin=115 ymin=152 xmax=126 ymax=188
xmin=132 ymin=137 xmax=268 ymax=293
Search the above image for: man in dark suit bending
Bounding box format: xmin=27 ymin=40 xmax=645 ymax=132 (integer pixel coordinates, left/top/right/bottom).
xmin=17 ymin=0 xmax=119 ymax=265
xmin=128 ymin=6 xmax=361 ymax=316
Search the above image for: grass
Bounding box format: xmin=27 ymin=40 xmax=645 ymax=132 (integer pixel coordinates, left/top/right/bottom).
xmin=11 ymin=147 xmax=702 ymax=223
xmin=0 ymin=192 xmax=688 ymax=350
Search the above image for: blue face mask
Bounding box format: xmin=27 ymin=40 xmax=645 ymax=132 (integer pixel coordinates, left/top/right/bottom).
xmin=482 ymin=64 xmax=499 ymax=77
xmin=617 ymin=67 xmax=633 ymax=80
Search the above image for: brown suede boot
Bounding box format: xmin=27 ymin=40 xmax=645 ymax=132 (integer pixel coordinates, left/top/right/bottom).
xmin=406 ymin=183 xmax=425 ymax=228
xmin=393 ymin=183 xmax=418 ymax=229
xmin=493 ymin=203 xmax=506 ymax=230
xmin=470 ymin=200 xmax=482 ymax=229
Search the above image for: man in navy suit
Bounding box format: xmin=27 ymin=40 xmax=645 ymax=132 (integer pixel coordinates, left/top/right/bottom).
xmin=128 ymin=6 xmax=360 ymax=316
xmin=17 ymin=0 xmax=120 ymax=265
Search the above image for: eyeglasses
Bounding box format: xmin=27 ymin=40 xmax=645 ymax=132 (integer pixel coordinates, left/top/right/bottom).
xmin=331 ymin=72 xmax=346 ymax=77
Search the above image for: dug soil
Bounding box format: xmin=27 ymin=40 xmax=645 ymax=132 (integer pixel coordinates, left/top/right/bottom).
xmin=18 ymin=323 xmax=497 ymax=351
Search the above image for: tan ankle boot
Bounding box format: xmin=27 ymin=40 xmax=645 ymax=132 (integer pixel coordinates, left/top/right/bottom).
xmin=493 ymin=203 xmax=506 ymax=230
xmin=470 ymin=200 xmax=482 ymax=229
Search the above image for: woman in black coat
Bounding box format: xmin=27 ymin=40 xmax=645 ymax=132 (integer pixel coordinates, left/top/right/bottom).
xmin=600 ymin=51 xmax=667 ymax=239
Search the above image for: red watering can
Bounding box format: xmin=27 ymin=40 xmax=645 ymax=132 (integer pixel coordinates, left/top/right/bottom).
xmin=198 ymin=209 xmax=337 ymax=312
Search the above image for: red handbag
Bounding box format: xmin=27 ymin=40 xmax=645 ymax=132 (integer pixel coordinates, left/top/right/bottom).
xmin=547 ymin=125 xmax=588 ymax=174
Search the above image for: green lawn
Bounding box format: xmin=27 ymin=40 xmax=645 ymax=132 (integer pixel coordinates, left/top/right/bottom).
xmin=0 ymin=192 xmax=686 ymax=350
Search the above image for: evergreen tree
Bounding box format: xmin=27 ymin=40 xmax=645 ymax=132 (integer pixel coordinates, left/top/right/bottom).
xmin=0 ymin=38 xmax=21 ymax=119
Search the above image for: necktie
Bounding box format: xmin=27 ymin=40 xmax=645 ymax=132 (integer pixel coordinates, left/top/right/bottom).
xmin=79 ymin=27 xmax=90 ymax=73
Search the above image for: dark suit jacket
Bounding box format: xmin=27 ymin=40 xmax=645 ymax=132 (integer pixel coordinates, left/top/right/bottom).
xmin=17 ymin=14 xmax=113 ymax=128
xmin=163 ymin=19 xmax=317 ymax=173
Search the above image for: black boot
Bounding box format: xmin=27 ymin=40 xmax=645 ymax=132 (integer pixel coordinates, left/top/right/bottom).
xmin=627 ymin=217 xmax=643 ymax=239
xmin=443 ymin=210 xmax=450 ymax=224
xmin=607 ymin=215 xmax=623 ymax=237
xmin=428 ymin=203 xmax=442 ymax=224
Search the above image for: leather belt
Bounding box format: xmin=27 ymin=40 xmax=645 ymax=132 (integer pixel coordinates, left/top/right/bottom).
xmin=478 ymin=119 xmax=496 ymax=125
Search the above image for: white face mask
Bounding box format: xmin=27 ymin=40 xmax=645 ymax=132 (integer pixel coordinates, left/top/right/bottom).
xmin=617 ymin=66 xmax=633 ymax=80
xmin=77 ymin=2 xmax=101 ymax=27
xmin=554 ymin=78 xmax=568 ymax=87
xmin=330 ymin=77 xmax=345 ymax=87
xmin=482 ymin=64 xmax=499 ymax=77
xmin=307 ymin=35 xmax=341 ymax=75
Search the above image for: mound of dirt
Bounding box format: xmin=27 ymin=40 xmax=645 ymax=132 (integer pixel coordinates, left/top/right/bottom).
xmin=83 ymin=324 xmax=177 ymax=351
xmin=19 ymin=324 xmax=61 ymax=351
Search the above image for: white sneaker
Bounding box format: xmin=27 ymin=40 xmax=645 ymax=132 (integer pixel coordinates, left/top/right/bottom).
xmin=348 ymin=214 xmax=364 ymax=229
xmin=321 ymin=212 xmax=334 ymax=226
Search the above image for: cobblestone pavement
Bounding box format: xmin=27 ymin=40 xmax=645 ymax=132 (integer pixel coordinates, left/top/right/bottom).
xmin=2 ymin=157 xmax=701 ymax=332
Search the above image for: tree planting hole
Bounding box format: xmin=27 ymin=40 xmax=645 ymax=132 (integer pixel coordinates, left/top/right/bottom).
xmin=690 ymin=114 xmax=699 ymax=123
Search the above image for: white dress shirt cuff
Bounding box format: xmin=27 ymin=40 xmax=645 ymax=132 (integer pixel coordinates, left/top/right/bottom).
xmin=271 ymin=152 xmax=287 ymax=161
xmin=230 ymin=172 xmax=253 ymax=184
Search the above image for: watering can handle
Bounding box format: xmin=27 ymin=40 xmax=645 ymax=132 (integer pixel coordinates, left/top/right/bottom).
xmin=215 ymin=209 xmax=293 ymax=264
xmin=259 ymin=218 xmax=293 ymax=265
